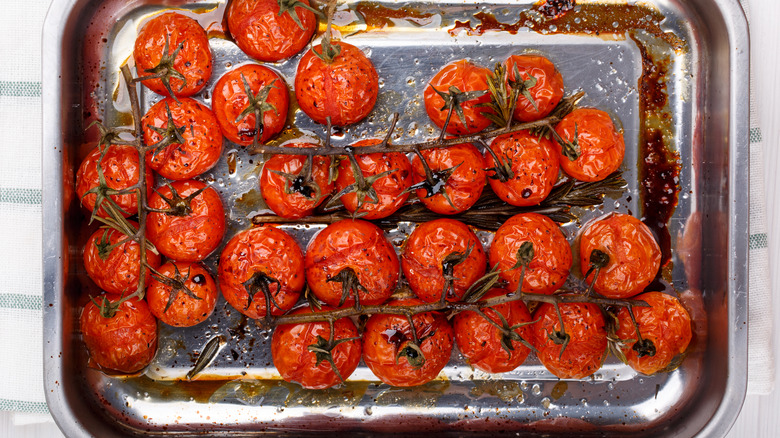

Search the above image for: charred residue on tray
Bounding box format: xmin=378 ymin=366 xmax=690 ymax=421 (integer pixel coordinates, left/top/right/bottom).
xmin=354 ymin=2 xmax=435 ymax=31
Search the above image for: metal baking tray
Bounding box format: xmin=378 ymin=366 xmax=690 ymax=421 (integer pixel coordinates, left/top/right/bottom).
xmin=42 ymin=0 xmax=749 ymax=436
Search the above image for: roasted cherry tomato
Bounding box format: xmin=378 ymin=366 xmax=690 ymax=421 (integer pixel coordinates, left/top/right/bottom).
xmin=295 ymin=40 xmax=379 ymax=126
xmin=554 ymin=108 xmax=625 ymax=182
xmin=424 ymin=60 xmax=493 ymax=135
xmin=83 ymin=222 xmax=162 ymax=296
xmin=305 ymin=219 xmax=399 ymax=308
xmin=260 ymin=142 xmax=333 ymax=219
xmin=614 ymin=292 xmax=692 ymax=375
xmin=75 ymin=144 xmax=154 ymax=219
xmin=146 ymin=180 xmax=226 ymax=262
xmin=227 ymin=0 xmax=318 ymax=62
xmin=218 ymin=226 xmax=305 ymax=320
xmin=579 ymin=213 xmax=661 ymax=299
xmin=489 ymin=213 xmax=572 ymax=295
xmin=80 ymin=295 xmax=158 ymax=374
xmin=484 ymin=130 xmax=560 ymax=207
xmin=531 ymin=302 xmax=607 ymax=379
xmin=362 ymin=298 xmax=454 ymax=387
xmin=146 ymin=261 xmax=218 ymax=327
xmin=211 ymin=64 xmax=289 ymax=146
xmin=272 ymin=307 xmax=362 ymax=389
xmin=410 ymin=143 xmax=486 ymax=215
xmin=504 ymin=54 xmax=564 ymax=122
xmin=453 ymin=288 xmax=533 ymax=373
xmin=133 ymin=12 xmax=212 ymax=97
xmin=401 ymin=219 xmax=486 ymax=303
xmin=334 ymin=139 xmax=412 ymax=220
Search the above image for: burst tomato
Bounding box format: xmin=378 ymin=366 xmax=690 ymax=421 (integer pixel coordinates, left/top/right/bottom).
xmin=146 ymin=261 xmax=218 ymax=327
xmin=424 ymin=60 xmax=493 ymax=135
xmin=504 ymin=54 xmax=564 ymax=122
xmin=410 ymin=143 xmax=486 ymax=215
xmin=554 ymin=108 xmax=625 ymax=182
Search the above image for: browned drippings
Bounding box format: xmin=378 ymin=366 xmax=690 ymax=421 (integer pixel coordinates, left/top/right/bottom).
xmin=354 ymin=2 xmax=435 ymax=31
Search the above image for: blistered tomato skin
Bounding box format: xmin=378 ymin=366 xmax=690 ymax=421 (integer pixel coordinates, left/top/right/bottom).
xmin=402 ymin=219 xmax=486 ymax=303
xmin=362 ymin=298 xmax=454 ymax=387
xmin=218 ymin=226 xmax=305 ymax=320
xmin=305 ymin=219 xmax=399 ymax=308
xmin=615 ymin=292 xmax=692 ymax=375
xmin=411 ymin=143 xmax=486 ymax=215
xmin=555 ymin=108 xmax=625 ymax=182
xmin=579 ymin=213 xmax=661 ymax=299
xmin=295 ymin=41 xmax=379 ymax=126
xmin=146 ymin=261 xmax=218 ymax=327
xmin=424 ymin=60 xmax=494 ymax=135
xmin=485 ymin=130 xmax=560 ymax=207
xmin=489 ymin=213 xmax=572 ymax=295
xmin=227 ymin=0 xmax=317 ymax=62
xmin=531 ymin=302 xmax=608 ymax=379
xmin=211 ymin=64 xmax=289 ymax=146
xmin=133 ymin=12 xmax=212 ymax=97
xmin=272 ymin=308 xmax=362 ymax=389
xmin=80 ymin=296 xmax=158 ymax=374
xmin=142 ymin=97 xmax=223 ymax=180
xmin=453 ymin=288 xmax=534 ymax=373
xmin=504 ymin=54 xmax=564 ymax=122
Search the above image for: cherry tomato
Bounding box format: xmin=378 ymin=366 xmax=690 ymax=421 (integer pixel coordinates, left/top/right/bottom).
xmin=401 ymin=219 xmax=486 ymax=303
xmin=453 ymin=288 xmax=533 ymax=373
xmin=614 ymin=292 xmax=692 ymax=375
xmin=83 ymin=222 xmax=162 ymax=296
xmin=260 ymin=142 xmax=334 ymax=219
xmin=334 ymin=139 xmax=412 ymax=220
xmin=218 ymin=226 xmax=305 ymax=320
xmin=146 ymin=180 xmax=226 ymax=262
xmin=142 ymin=97 xmax=223 ymax=180
xmin=294 ymin=41 xmax=379 ymax=126
xmin=484 ymin=130 xmax=560 ymax=207
xmin=489 ymin=213 xmax=572 ymax=295
xmin=305 ymin=219 xmax=399 ymax=308
xmin=146 ymin=261 xmax=218 ymax=327
xmin=211 ymin=64 xmax=289 ymax=146
xmin=424 ymin=60 xmax=493 ymax=135
xmin=362 ymin=298 xmax=454 ymax=387
xmin=504 ymin=54 xmax=564 ymax=122
xmin=272 ymin=307 xmax=362 ymax=389
xmin=80 ymin=295 xmax=158 ymax=374
xmin=410 ymin=143 xmax=486 ymax=215
xmin=579 ymin=213 xmax=661 ymax=299
xmin=75 ymin=144 xmax=154 ymax=219
xmin=227 ymin=0 xmax=317 ymax=62
xmin=554 ymin=108 xmax=625 ymax=182
xmin=531 ymin=302 xmax=607 ymax=379
xmin=133 ymin=12 xmax=212 ymax=97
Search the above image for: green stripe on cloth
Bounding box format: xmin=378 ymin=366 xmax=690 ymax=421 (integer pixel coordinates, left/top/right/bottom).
xmin=749 ymin=233 xmax=768 ymax=250
xmin=0 ymin=294 xmax=42 ymax=310
xmin=0 ymin=81 xmax=42 ymax=97
xmin=0 ymin=188 xmax=42 ymax=204
xmin=750 ymin=127 xmax=762 ymax=143
xmin=0 ymin=398 xmax=49 ymax=414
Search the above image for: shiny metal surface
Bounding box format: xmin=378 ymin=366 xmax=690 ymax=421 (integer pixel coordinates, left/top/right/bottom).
xmin=42 ymin=0 xmax=749 ymax=436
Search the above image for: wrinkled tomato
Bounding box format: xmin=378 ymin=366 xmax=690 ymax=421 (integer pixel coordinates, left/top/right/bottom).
xmin=504 ymin=54 xmax=564 ymax=122
xmin=555 ymin=108 xmax=625 ymax=182
xmin=146 ymin=261 xmax=218 ymax=327
xmin=410 ymin=143 xmax=486 ymax=215
xmin=424 ymin=60 xmax=493 ymax=135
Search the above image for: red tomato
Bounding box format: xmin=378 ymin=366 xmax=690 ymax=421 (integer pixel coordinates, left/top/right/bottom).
xmin=80 ymin=295 xmax=158 ymax=374
xmin=227 ymin=0 xmax=317 ymax=62
xmin=218 ymin=226 xmax=305 ymax=319
xmin=294 ymin=41 xmax=379 ymax=126
xmin=146 ymin=261 xmax=218 ymax=327
xmin=211 ymin=64 xmax=289 ymax=146
xmin=579 ymin=213 xmax=661 ymax=299
xmin=272 ymin=308 xmax=362 ymax=389
xmin=484 ymin=130 xmax=560 ymax=207
xmin=305 ymin=219 xmax=399 ymax=308
xmin=260 ymin=142 xmax=334 ymax=219
xmin=141 ymin=97 xmax=223 ymax=180
xmin=401 ymin=219 xmax=486 ymax=303
xmin=554 ymin=108 xmax=625 ymax=182
xmin=83 ymin=222 xmax=162 ymax=296
xmin=146 ymin=180 xmax=226 ymax=262
xmin=334 ymin=139 xmax=412 ymax=220
xmin=362 ymin=298 xmax=454 ymax=387
xmin=489 ymin=213 xmax=572 ymax=295
xmin=453 ymin=288 xmax=533 ymax=373
xmin=410 ymin=143 xmax=486 ymax=215
xmin=504 ymin=54 xmax=564 ymax=122
xmin=531 ymin=302 xmax=607 ymax=379
xmin=424 ymin=60 xmax=493 ymax=135
xmin=133 ymin=12 xmax=212 ymax=97
xmin=75 ymin=144 xmax=154 ymax=219
xmin=614 ymin=292 xmax=692 ymax=375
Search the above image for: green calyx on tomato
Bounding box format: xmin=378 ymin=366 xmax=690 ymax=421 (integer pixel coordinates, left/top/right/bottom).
xmin=277 ymin=0 xmax=323 ymax=31
xmin=242 ymin=271 xmax=283 ymax=318
xmin=507 ymin=64 xmax=540 ymax=113
xmin=148 ymin=182 xmax=208 ymax=217
xmin=404 ymin=148 xmax=462 ymax=210
xmin=79 ymin=146 xmax=136 ymax=224
xmin=268 ymin=154 xmax=324 ymax=201
xmin=328 ymin=149 xmax=398 ymax=217
xmin=146 ymin=101 xmax=187 ymax=159
xmin=234 ymin=75 xmax=280 ymax=148
xmin=306 ymin=321 xmax=361 ymax=385
xmin=484 ymin=141 xmax=515 ymax=183
xmin=429 ymin=85 xmax=488 ymax=137
xmin=148 ymin=263 xmax=203 ymax=313
xmin=553 ymin=121 xmax=581 ymax=161
xmin=325 ymin=267 xmax=368 ymax=308
xmin=137 ymin=33 xmax=187 ymax=102
xmin=439 ymin=244 xmax=475 ymax=304
xmin=475 ymin=307 xmax=537 ymax=357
